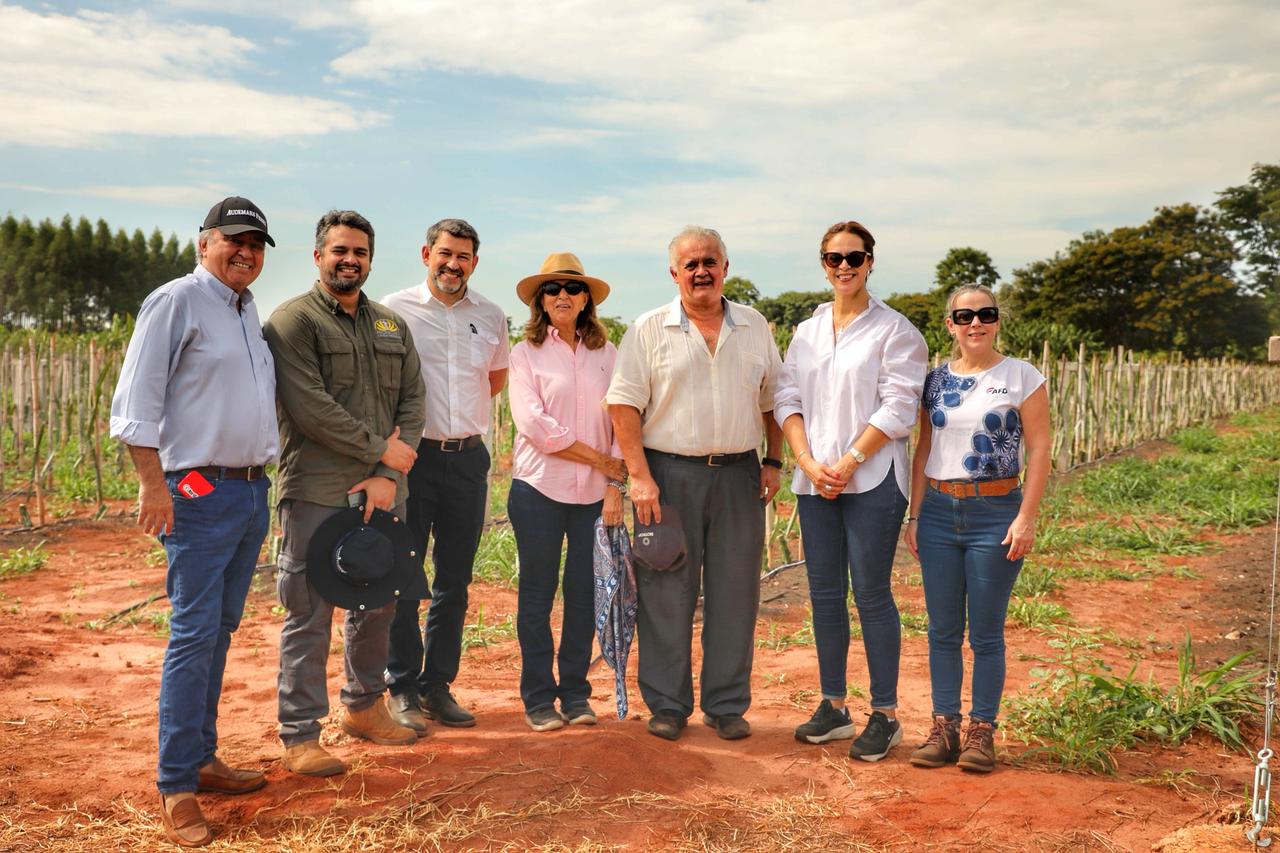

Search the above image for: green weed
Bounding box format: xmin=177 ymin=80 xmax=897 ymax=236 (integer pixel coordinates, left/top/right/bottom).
xmin=899 ymin=610 xmax=929 ymax=638
xmin=1007 ymin=595 xmax=1071 ymax=630
xmin=0 ymin=543 xmax=48 ymax=578
xmin=472 ymin=525 xmax=519 ymax=589
xmin=1013 ymin=562 xmax=1061 ymax=597
xmin=1170 ymin=426 xmax=1224 ymax=455
xmin=757 ymin=611 xmax=815 ymax=651
xmin=461 ymin=605 xmax=516 ymax=652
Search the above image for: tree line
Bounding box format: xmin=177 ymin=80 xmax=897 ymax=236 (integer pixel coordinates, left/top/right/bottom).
xmin=0 ymin=214 xmax=196 ymax=331
xmin=731 ymin=162 xmax=1280 ymax=360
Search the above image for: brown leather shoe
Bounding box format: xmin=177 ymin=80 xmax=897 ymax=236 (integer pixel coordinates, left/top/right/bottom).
xmin=340 ymin=696 xmax=418 ymax=745
xmin=958 ymin=720 xmax=997 ymax=773
xmin=159 ymin=793 xmax=212 ymax=847
xmin=702 ymin=713 xmax=751 ymax=740
xmin=197 ymin=756 xmax=266 ymax=794
xmin=910 ymin=715 xmax=962 ymax=768
xmin=281 ymin=740 xmax=345 ymax=777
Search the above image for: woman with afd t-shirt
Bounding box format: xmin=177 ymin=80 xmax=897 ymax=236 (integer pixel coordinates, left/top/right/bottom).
xmin=905 ymin=284 xmax=1051 ymax=773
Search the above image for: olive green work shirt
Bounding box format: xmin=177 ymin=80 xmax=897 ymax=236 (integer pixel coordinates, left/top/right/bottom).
xmin=264 ymin=282 xmax=426 ymax=507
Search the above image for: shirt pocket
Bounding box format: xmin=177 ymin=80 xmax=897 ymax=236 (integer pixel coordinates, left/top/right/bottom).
xmin=739 ymin=352 xmax=766 ymax=395
xmin=471 ymin=331 xmax=499 ymax=370
xmin=374 ymin=338 xmax=406 ymax=390
xmin=317 ymin=335 xmax=355 ymax=390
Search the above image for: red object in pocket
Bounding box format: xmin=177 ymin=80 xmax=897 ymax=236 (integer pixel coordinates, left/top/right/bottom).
xmin=177 ymin=470 xmax=214 ymax=499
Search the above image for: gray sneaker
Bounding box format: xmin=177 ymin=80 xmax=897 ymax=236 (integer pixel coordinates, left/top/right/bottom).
xmin=561 ymin=701 xmax=597 ymax=725
xmin=387 ymin=693 xmax=429 ymax=734
xmin=525 ymin=705 xmax=566 ymax=732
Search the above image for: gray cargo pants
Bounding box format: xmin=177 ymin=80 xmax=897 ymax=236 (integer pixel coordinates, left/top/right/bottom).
xmin=275 ymin=498 xmax=404 ymax=747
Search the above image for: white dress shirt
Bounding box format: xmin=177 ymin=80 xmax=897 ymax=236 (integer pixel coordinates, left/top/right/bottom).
xmin=606 ymin=296 xmax=781 ymax=456
xmin=110 ymin=264 xmax=279 ymax=470
xmin=773 ymin=296 xmax=927 ymax=498
xmin=382 ymin=282 xmax=510 ymax=440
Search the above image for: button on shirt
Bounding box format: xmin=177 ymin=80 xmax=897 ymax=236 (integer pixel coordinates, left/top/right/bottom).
xmin=382 ymin=283 xmax=510 ymax=440
xmin=773 ymin=297 xmax=927 ymax=498
xmin=605 ymin=297 xmax=781 ymax=456
xmin=110 ymin=264 xmax=279 ymax=470
xmin=509 ymin=330 xmax=618 ymax=505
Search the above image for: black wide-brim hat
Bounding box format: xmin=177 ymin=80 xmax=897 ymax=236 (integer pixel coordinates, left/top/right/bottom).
xmin=306 ymin=507 xmax=430 ymax=611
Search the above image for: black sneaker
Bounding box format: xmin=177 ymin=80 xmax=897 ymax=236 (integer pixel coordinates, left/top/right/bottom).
xmin=794 ymin=700 xmax=856 ymax=744
xmin=422 ymin=686 xmax=477 ymax=728
xmin=524 ymin=705 xmax=565 ymax=732
xmin=848 ymin=710 xmax=902 ymax=762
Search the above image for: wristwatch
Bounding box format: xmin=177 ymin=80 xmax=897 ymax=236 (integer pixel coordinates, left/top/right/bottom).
xmin=850 ymin=447 xmax=866 ymax=464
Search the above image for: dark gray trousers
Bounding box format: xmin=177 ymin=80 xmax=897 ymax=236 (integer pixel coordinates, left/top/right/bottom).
xmin=636 ymin=451 xmax=763 ymax=719
xmin=275 ymin=499 xmax=404 ymax=747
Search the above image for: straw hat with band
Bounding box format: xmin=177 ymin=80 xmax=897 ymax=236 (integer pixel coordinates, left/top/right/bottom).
xmin=516 ymin=252 xmax=611 ymax=306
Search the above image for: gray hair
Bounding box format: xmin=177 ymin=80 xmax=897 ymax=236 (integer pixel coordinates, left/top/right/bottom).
xmin=196 ymin=227 xmax=218 ymax=260
xmin=315 ymin=210 xmax=375 ymax=259
xmin=425 ymin=218 xmax=480 ymax=254
xmin=668 ymin=225 xmax=727 ymax=266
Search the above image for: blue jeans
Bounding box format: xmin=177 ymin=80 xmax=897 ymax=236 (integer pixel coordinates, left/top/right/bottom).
xmin=916 ymin=486 xmax=1024 ymax=723
xmin=157 ymin=474 xmax=270 ymax=793
xmin=507 ymin=479 xmax=600 ymax=712
xmin=796 ymin=466 xmax=907 ymax=710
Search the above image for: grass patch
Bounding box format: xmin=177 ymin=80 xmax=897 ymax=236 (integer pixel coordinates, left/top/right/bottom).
xmin=1013 ymin=562 xmax=1060 ymax=597
xmin=472 ymin=525 xmax=519 ymax=588
xmin=461 ymin=604 xmax=515 ymax=652
xmin=0 ymin=543 xmax=48 ymax=578
xmin=757 ymin=611 xmax=815 ymax=650
xmin=1007 ymin=595 xmax=1071 ymax=630
xmin=1169 ymin=426 xmax=1224 ymax=455
xmin=1004 ymin=629 xmax=1260 ymax=774
xmin=899 ymin=610 xmax=929 ymax=637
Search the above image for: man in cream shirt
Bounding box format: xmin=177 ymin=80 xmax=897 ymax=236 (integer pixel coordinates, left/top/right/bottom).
xmin=382 ymin=218 xmax=509 ymax=731
xmin=607 ymin=225 xmax=783 ymax=742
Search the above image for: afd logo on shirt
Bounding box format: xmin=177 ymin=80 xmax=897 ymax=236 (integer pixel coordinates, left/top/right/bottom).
xmin=985 ymin=386 xmax=1009 ymax=394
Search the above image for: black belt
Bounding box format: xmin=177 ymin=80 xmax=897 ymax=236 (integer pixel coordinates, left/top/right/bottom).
xmin=650 ymin=450 xmax=757 ymax=467
xmin=171 ymin=465 xmax=267 ymax=481
xmin=422 ymin=435 xmax=484 ymax=453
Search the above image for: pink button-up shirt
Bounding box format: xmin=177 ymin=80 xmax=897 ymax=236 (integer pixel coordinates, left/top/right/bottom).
xmin=509 ymin=329 xmax=618 ymax=505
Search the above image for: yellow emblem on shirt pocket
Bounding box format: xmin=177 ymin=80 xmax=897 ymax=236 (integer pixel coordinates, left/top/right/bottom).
xmin=374 ymin=318 xmax=398 ymax=334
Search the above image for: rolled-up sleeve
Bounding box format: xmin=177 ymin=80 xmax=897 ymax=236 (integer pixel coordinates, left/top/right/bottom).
xmin=508 ymin=344 xmax=575 ymax=454
xmin=110 ymin=290 xmax=186 ymax=448
xmin=264 ymin=310 xmax=384 ymax=464
xmin=772 ymin=336 xmax=803 ymax=426
xmin=867 ymin=320 xmax=928 ymax=440
xmin=603 ymin=322 xmax=650 ymax=411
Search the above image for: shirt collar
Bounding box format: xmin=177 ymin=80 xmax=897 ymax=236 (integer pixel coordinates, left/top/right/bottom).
xmin=312 ymin=280 xmax=366 ymax=315
xmin=420 ymin=279 xmax=476 ymax=308
xmin=814 ymin=294 xmax=885 ymax=321
xmin=663 ymin=296 xmax=739 ymax=331
xmin=194 ymin=264 xmax=248 ymax=308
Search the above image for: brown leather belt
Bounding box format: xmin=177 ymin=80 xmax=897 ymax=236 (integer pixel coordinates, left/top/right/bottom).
xmin=651 ymin=449 xmax=757 ymax=467
xmin=422 ymin=435 xmax=484 ymax=453
xmin=178 ymin=465 xmax=267 ymax=481
xmin=927 ymin=476 xmax=1020 ymax=498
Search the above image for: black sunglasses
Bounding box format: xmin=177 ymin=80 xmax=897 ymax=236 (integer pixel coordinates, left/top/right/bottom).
xmin=821 ymin=251 xmax=872 ymax=269
xmin=950 ymin=307 xmax=1000 ymax=325
xmin=541 ymin=281 xmax=587 ymax=297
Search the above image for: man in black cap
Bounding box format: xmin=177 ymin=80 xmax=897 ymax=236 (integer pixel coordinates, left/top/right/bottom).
xmin=111 ymin=196 xmax=279 ymax=847
xmin=265 ymin=210 xmax=427 ymax=778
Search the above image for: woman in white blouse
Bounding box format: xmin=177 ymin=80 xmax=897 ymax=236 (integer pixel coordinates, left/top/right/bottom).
xmin=774 ymin=220 xmax=928 ymax=762
xmin=904 ymin=284 xmax=1049 ymax=773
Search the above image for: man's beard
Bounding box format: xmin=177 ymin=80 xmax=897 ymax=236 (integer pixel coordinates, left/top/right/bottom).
xmin=431 ymin=265 xmax=467 ymax=294
xmin=324 ymin=267 xmax=367 ymax=293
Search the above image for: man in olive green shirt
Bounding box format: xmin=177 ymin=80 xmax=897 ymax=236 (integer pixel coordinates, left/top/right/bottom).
xmin=264 ymin=209 xmax=427 ymax=777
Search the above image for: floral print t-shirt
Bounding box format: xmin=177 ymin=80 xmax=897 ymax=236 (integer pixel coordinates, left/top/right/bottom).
xmin=922 ymin=357 xmax=1046 ymax=481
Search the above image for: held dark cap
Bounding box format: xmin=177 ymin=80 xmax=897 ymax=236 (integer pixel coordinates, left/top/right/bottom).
xmin=201 ymin=196 xmax=275 ymax=246
xmin=632 ymin=503 xmax=688 ymax=573
xmin=305 ymin=505 xmax=429 ymax=611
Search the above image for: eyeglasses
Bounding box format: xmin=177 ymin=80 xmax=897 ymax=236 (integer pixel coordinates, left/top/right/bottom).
xmin=950 ymin=307 xmax=1000 ymax=325
xmin=541 ymin=281 xmax=587 ymax=297
xmin=821 ymin=251 xmax=872 ymax=269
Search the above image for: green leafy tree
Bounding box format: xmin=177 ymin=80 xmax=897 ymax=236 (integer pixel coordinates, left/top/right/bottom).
xmin=723 ymin=276 xmax=760 ymax=305
xmin=935 ymin=247 xmax=1000 ymax=294
xmin=1005 ymin=204 xmax=1266 ymax=358
xmin=1216 ymin=162 xmax=1280 ymax=329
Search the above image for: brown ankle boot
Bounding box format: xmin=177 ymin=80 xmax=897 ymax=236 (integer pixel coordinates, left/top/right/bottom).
xmin=340 ymin=696 xmax=418 ymax=745
xmin=909 ymin=715 xmax=961 ymax=768
xmin=958 ymin=719 xmax=996 ymax=772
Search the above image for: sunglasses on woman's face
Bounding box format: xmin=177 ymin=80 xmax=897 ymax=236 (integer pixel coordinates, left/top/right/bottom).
xmin=821 ymin=250 xmax=872 ymax=269
xmin=950 ymin=307 xmax=1000 ymax=325
xmin=542 ymin=281 xmax=587 ymax=297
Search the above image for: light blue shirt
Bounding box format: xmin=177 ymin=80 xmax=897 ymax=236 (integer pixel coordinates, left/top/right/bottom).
xmin=110 ymin=264 xmax=280 ymax=470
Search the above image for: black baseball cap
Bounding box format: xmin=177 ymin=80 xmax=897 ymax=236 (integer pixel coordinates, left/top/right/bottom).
xmin=632 ymin=504 xmax=688 ymax=573
xmin=201 ymin=196 xmax=275 ymax=246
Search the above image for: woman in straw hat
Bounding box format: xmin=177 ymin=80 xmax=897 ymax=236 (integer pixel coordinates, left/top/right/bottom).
xmin=507 ymin=252 xmax=626 ymax=731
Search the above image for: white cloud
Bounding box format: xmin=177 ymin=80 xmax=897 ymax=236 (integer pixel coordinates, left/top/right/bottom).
xmin=6 ymin=181 xmax=232 ymax=206
xmin=0 ymin=4 xmax=387 ymax=147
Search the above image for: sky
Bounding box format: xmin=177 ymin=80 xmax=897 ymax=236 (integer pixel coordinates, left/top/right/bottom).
xmin=3 ymin=0 xmax=1279 ymax=324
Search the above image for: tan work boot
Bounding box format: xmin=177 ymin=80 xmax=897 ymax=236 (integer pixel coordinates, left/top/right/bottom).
xmin=281 ymin=740 xmax=345 ymax=777
xmin=958 ymin=719 xmax=997 ymax=773
xmin=340 ymin=696 xmax=418 ymax=745
xmin=909 ymin=715 xmax=962 ymax=768
xmin=159 ymin=792 xmax=212 ymax=847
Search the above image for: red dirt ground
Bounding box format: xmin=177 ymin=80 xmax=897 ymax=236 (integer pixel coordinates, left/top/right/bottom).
xmin=0 ymin=488 xmax=1271 ymax=851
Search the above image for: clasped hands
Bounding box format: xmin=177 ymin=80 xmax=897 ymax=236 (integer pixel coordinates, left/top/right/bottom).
xmin=800 ymin=451 xmax=857 ymax=500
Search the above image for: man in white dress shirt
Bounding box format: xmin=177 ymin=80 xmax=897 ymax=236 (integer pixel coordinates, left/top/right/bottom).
xmin=606 ymin=225 xmax=783 ymax=742
xmin=383 ymin=218 xmax=509 ymax=730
